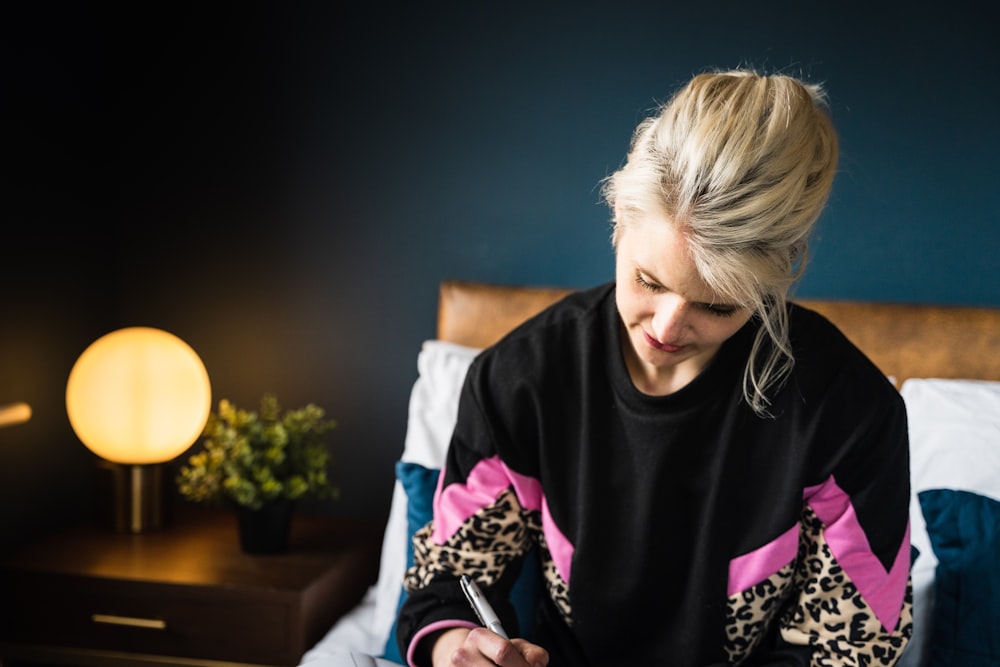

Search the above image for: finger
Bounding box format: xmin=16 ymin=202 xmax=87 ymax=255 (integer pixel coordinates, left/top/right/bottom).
xmin=465 ymin=627 xmax=531 ymax=666
xmin=511 ymin=638 xmax=549 ymax=667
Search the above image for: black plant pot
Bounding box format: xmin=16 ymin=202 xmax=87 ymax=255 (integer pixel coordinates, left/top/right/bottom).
xmin=235 ymin=501 xmax=294 ymax=554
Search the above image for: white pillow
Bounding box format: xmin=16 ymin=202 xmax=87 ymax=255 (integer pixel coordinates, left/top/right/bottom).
xmin=401 ymin=341 xmax=481 ymax=468
xmin=898 ymin=378 xmax=1000 ymax=667
xmin=369 ymin=340 xmax=481 ymax=648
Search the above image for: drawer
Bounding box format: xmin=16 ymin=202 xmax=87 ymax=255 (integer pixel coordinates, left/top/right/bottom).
xmin=3 ymin=572 xmax=301 ymax=665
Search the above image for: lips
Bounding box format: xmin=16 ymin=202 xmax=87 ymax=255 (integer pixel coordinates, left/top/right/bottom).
xmin=643 ymin=330 xmax=685 ymax=353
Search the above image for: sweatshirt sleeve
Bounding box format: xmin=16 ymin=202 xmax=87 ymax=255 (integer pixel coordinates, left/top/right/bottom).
xmin=776 ymin=382 xmax=914 ymax=665
xmin=395 ymin=358 xmax=540 ymax=666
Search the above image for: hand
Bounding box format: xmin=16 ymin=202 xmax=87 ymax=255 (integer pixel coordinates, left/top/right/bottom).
xmin=431 ymin=627 xmax=549 ymax=667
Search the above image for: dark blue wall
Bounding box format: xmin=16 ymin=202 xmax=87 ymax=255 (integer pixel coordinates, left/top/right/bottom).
xmin=2 ymin=2 xmax=997 ymax=542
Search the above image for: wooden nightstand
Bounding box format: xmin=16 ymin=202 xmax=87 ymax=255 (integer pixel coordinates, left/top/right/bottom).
xmin=0 ymin=508 xmax=382 ymax=667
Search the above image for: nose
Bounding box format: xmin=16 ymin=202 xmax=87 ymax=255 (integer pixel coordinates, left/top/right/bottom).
xmin=649 ymin=295 xmax=689 ymax=343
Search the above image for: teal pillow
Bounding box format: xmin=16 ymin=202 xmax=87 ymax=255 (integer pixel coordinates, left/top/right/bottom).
xmin=919 ymin=489 xmax=1000 ymax=667
xmin=382 ymin=462 xmax=541 ymax=662
xmin=382 ymin=462 xmax=439 ymax=663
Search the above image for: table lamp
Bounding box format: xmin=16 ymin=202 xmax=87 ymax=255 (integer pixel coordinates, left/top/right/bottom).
xmin=66 ymin=327 xmax=211 ymax=533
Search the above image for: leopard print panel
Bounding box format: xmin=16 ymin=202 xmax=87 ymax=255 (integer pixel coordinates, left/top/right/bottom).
xmin=724 ymin=561 xmax=796 ymax=662
xmin=403 ymin=486 xmax=574 ymax=624
xmin=405 ymin=488 xmax=532 ymax=591
xmin=536 ymin=532 xmax=572 ymax=623
xmin=779 ymin=505 xmax=913 ymax=667
xmin=724 ymin=504 xmax=913 ymax=666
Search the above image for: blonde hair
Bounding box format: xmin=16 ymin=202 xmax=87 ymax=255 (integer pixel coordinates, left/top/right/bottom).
xmin=602 ymin=69 xmax=839 ymax=415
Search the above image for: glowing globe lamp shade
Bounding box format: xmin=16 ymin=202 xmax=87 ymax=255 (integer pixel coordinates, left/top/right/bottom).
xmin=66 ymin=327 xmax=211 ymax=532
xmin=67 ymin=327 xmax=211 ymax=465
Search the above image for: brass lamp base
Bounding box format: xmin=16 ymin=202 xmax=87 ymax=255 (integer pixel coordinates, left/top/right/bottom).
xmin=95 ymin=460 xmax=169 ymax=533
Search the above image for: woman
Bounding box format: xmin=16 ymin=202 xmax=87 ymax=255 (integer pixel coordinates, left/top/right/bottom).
xmin=396 ymin=69 xmax=912 ymax=667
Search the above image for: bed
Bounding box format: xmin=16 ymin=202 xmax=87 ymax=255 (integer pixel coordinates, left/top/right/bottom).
xmin=301 ymin=280 xmax=1000 ymax=667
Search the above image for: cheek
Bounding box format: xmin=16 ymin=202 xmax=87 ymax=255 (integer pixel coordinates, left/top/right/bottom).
xmin=615 ymin=290 xmax=633 ymax=322
xmin=703 ymin=315 xmax=752 ymax=343
xmin=616 ymin=286 xmax=649 ymax=323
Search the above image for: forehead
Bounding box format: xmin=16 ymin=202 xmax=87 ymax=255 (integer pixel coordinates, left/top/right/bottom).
xmin=616 ymin=217 xmax=727 ymax=304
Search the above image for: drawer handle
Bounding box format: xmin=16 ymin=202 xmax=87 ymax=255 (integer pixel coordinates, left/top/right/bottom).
xmin=91 ymin=613 xmax=167 ymax=630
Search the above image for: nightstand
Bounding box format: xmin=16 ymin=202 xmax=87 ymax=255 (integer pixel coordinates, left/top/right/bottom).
xmin=0 ymin=508 xmax=382 ymax=667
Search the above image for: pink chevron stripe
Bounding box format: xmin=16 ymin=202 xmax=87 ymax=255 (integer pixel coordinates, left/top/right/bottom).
xmin=728 ymin=523 xmax=800 ymax=596
xmin=804 ymin=476 xmax=910 ymax=632
xmin=432 ymin=456 xmax=574 ymax=584
xmin=540 ymin=496 xmax=573 ymax=584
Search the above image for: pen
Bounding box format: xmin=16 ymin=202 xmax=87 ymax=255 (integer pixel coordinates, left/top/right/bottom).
xmin=460 ymin=574 xmax=510 ymax=640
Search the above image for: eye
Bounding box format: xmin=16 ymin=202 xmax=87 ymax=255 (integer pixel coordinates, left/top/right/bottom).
xmin=701 ymin=303 xmax=740 ymax=318
xmin=634 ymin=272 xmax=661 ymax=293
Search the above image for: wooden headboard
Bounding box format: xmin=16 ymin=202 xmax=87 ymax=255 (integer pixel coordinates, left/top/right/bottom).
xmin=437 ymin=280 xmax=1000 ymax=386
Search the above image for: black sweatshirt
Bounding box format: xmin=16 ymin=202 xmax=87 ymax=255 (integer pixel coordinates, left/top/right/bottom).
xmin=398 ymin=283 xmax=912 ymax=666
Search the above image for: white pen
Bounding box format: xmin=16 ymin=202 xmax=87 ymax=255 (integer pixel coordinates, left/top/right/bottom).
xmin=460 ymin=574 xmax=510 ymax=640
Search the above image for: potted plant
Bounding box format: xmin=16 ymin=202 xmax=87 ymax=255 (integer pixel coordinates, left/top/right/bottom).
xmin=176 ymin=394 xmax=337 ymax=553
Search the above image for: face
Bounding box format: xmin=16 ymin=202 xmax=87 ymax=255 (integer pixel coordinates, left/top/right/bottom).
xmin=614 ymin=214 xmax=753 ymax=395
